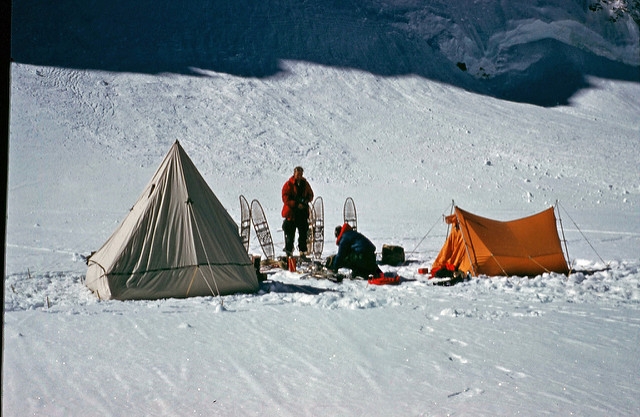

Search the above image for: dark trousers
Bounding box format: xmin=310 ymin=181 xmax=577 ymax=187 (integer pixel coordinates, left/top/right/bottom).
xmin=327 ymin=251 xmax=379 ymax=278
xmin=344 ymin=251 xmax=378 ymax=278
xmin=283 ymin=218 xmax=309 ymax=254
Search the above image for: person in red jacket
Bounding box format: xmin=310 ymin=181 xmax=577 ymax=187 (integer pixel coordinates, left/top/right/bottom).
xmin=281 ymin=166 xmax=314 ymax=257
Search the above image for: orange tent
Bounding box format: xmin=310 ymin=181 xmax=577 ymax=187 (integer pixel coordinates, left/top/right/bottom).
xmin=431 ymin=206 xmax=569 ymax=277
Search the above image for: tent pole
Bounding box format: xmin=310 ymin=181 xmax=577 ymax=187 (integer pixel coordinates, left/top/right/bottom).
xmin=456 ymin=208 xmax=478 ymax=276
xmin=558 ymin=201 xmax=608 ymax=269
xmin=447 ymin=200 xmax=454 ymax=230
xmin=555 ymin=201 xmax=572 ymax=273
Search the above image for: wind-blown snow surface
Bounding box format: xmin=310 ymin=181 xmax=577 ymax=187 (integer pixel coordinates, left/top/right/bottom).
xmin=5 ymin=0 xmax=640 ymax=416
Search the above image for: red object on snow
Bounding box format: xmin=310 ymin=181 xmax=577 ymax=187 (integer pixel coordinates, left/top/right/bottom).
xmin=429 ymin=262 xmax=456 ymax=278
xmin=288 ymin=257 xmax=296 ymax=272
xmin=368 ymin=274 xmax=401 ymax=286
xmin=418 ymin=267 xmax=429 ymax=275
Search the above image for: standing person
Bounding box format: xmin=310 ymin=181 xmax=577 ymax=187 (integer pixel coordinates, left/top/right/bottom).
xmin=330 ymin=223 xmax=381 ymax=278
xmin=281 ymin=166 xmax=314 ymax=257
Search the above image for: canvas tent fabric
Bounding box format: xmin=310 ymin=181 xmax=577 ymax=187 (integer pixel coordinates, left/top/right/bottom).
xmin=86 ymin=140 xmax=259 ymax=300
xmin=431 ymin=206 xmax=569 ymax=277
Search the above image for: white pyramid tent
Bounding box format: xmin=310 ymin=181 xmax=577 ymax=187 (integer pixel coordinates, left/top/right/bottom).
xmin=86 ymin=140 xmax=259 ymax=300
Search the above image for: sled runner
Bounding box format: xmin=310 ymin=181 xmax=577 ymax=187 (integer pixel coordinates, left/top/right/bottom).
xmin=343 ymin=197 xmax=357 ymax=231
xmin=250 ymin=199 xmax=275 ymax=260
xmin=239 ymin=195 xmax=251 ymax=253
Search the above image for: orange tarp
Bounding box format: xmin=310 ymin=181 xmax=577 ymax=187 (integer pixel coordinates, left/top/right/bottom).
xmin=432 ymin=206 xmax=569 ymax=277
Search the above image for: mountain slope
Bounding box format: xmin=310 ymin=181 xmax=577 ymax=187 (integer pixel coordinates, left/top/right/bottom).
xmin=11 ymin=0 xmax=639 ymax=105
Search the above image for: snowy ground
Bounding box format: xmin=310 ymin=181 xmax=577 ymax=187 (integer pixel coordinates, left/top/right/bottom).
xmin=5 ymin=1 xmax=640 ymax=416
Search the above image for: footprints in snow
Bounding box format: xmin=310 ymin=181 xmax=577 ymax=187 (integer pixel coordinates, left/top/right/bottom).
xmin=444 ymin=339 xmax=527 ymax=400
xmin=495 ymin=365 xmax=528 ymax=379
xmin=446 ymin=338 xmax=469 ymax=364
xmin=445 ymin=337 xmax=528 ymax=379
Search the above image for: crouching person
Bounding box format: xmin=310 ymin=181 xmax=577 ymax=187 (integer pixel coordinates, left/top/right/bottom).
xmin=329 ymin=223 xmax=381 ymax=278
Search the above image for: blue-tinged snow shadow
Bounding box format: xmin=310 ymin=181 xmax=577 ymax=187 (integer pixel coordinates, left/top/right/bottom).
xmin=11 ymin=0 xmax=639 ymax=107
xmin=261 ymin=280 xmax=336 ymax=296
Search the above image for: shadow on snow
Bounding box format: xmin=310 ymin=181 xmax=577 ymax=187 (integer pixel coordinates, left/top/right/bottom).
xmin=11 ymin=0 xmax=639 ymax=107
